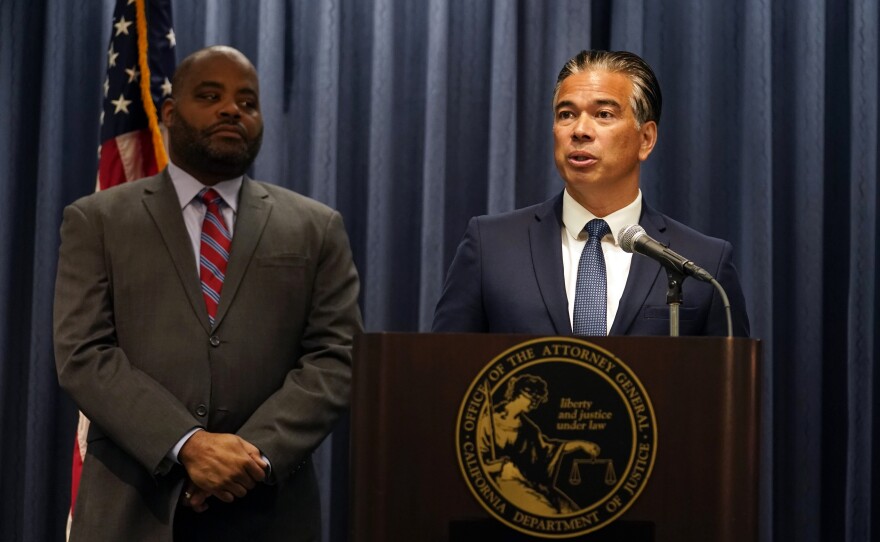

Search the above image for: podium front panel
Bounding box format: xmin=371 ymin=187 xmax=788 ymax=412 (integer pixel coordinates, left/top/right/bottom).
xmin=350 ymin=334 xmax=760 ymax=542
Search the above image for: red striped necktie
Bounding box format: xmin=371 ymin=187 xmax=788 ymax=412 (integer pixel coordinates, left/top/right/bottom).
xmin=198 ymin=188 xmax=231 ymax=326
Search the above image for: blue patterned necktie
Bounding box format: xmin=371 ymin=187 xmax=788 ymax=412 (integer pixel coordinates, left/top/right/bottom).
xmin=573 ymin=219 xmax=610 ymax=336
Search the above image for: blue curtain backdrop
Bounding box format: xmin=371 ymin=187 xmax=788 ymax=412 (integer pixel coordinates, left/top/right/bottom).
xmin=1 ymin=0 xmax=877 ymax=541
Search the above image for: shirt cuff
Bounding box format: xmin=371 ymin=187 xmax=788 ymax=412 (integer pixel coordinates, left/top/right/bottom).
xmin=167 ymin=427 xmax=203 ymax=464
xmin=261 ymin=454 xmax=273 ymax=482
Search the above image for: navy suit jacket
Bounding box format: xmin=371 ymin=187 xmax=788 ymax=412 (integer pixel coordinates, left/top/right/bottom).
xmin=432 ymin=192 xmax=749 ymax=337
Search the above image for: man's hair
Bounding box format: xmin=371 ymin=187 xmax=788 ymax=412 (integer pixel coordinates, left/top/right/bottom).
xmin=553 ymin=50 xmax=662 ymax=127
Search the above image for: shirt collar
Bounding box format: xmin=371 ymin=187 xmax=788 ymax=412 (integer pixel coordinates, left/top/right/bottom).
xmin=562 ymin=188 xmax=643 ymax=245
xmin=167 ymin=161 xmax=243 ymax=212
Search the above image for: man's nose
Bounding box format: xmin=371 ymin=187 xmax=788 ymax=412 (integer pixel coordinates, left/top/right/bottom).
xmin=572 ymin=114 xmax=594 ymax=140
xmin=218 ymin=99 xmax=242 ymax=119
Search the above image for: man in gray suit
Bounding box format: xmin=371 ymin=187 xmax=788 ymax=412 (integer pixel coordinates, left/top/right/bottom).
xmin=54 ymin=45 xmax=362 ymax=541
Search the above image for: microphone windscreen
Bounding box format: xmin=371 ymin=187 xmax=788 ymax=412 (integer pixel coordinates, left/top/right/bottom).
xmin=618 ymin=224 xmax=646 ymax=253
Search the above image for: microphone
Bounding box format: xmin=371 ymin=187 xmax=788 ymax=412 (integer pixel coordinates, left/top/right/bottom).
xmin=618 ymin=224 xmax=714 ymax=283
xmin=618 ymin=224 xmax=734 ymax=337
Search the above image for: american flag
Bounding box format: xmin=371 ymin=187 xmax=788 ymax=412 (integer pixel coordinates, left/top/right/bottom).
xmin=68 ymin=0 xmax=176 ymax=536
xmin=97 ymin=0 xmax=176 ymax=189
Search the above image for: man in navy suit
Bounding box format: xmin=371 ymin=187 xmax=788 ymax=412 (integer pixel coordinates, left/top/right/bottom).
xmin=433 ymin=50 xmax=749 ymax=337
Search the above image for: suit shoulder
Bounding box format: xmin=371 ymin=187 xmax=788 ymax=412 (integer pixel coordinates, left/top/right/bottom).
xmin=647 ymin=211 xmax=736 ymax=268
xmin=661 ymin=214 xmax=731 ymax=249
xmin=65 ymin=176 xmax=159 ymax=215
xmin=471 ymin=198 xmax=557 ymax=230
xmin=251 ymin=180 xmax=339 ymax=218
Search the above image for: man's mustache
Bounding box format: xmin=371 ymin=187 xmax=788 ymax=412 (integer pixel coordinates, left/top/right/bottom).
xmin=204 ymin=120 xmax=246 ymax=137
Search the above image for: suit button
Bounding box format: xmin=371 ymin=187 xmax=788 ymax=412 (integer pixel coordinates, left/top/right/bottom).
xmin=209 ymin=335 xmax=220 ymax=347
xmin=195 ymin=405 xmax=208 ymax=417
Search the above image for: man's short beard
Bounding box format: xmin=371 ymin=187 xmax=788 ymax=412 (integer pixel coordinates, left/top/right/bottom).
xmin=168 ymin=112 xmax=263 ymax=180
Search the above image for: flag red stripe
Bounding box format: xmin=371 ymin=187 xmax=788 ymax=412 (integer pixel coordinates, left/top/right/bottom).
xmin=97 ymin=138 xmax=125 ymax=190
xmin=98 ymin=129 xmax=159 ymax=190
xmin=70 ymin=439 xmax=83 ymax=514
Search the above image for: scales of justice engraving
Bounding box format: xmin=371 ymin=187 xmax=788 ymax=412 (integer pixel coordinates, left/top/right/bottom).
xmin=478 ymin=374 xmax=616 ymax=516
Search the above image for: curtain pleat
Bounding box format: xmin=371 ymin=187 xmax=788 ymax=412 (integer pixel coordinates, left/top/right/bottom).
xmin=363 ymin=0 xmax=395 ymax=331
xmin=846 ymin=1 xmax=878 ymax=540
xmin=738 ymin=2 xmax=775 ymax=541
xmin=418 ymin=0 xmax=450 ymax=330
xmin=486 ymin=1 xmax=518 ymax=216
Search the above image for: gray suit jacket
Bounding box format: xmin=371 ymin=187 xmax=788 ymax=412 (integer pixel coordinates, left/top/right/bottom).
xmin=54 ymin=171 xmax=362 ymax=541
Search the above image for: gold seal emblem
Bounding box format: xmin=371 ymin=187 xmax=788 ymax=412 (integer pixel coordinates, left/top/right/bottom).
xmin=455 ymin=337 xmax=657 ymax=538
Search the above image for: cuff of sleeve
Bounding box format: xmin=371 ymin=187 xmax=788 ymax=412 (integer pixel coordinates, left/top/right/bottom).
xmin=261 ymin=453 xmax=275 ymax=484
xmin=167 ymin=427 xmax=203 ymax=464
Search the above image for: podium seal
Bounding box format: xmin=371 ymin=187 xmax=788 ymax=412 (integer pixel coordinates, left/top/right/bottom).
xmin=455 ymin=337 xmax=657 ymax=538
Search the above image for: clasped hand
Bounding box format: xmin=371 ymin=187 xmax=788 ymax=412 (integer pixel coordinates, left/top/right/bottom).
xmin=178 ymin=431 xmax=267 ymax=512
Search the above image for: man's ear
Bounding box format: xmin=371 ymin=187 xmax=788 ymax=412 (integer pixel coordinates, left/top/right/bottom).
xmin=638 ymin=120 xmax=658 ymax=162
xmin=161 ymin=97 xmax=175 ymax=127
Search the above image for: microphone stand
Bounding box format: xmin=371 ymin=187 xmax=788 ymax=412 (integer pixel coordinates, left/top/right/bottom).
xmin=664 ymin=266 xmax=735 ymax=338
xmin=664 ymin=267 xmax=686 ymax=337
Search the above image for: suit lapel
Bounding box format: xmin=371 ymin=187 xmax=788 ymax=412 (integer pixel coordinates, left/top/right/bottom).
xmin=212 ymin=178 xmax=271 ymax=328
xmin=530 ymin=193 xmax=572 ymax=335
xmin=610 ymin=204 xmax=667 ymax=335
xmin=141 ymin=171 xmax=211 ymax=333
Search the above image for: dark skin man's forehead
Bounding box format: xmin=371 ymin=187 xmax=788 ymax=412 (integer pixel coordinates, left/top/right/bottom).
xmin=173 ymin=48 xmax=259 ymax=97
xmin=189 ymin=79 xmax=259 ymax=99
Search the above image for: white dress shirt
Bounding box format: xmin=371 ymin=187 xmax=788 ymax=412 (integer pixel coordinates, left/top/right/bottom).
xmin=561 ymin=189 xmax=643 ymax=334
xmin=164 ymin=162 xmax=262 ymax=467
xmin=167 ymin=161 xmax=242 ymax=269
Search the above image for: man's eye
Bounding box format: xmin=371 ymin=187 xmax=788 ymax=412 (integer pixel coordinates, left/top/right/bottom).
xmin=597 ymin=111 xmax=614 ymax=119
xmin=199 ymin=93 xmax=219 ymax=101
xmin=557 ymin=111 xmax=574 ymax=120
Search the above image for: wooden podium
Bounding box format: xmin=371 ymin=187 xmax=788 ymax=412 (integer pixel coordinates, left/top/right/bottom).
xmin=350 ymin=333 xmax=761 ymax=542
